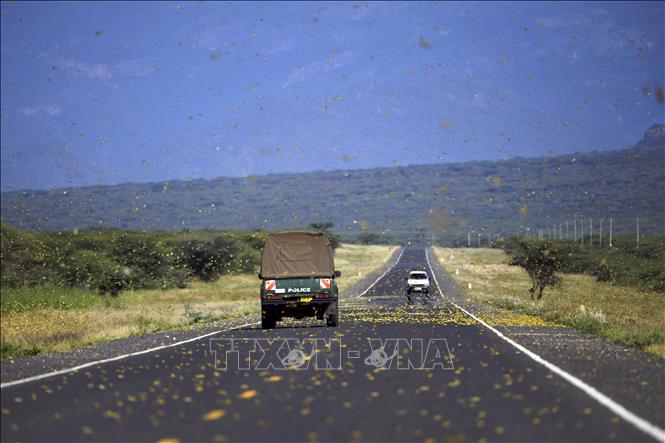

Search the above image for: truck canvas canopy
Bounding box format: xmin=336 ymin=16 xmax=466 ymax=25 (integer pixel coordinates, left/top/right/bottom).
xmin=261 ymin=231 xmax=334 ymax=278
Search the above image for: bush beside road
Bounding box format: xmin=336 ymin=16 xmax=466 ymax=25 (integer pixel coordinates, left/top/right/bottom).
xmin=498 ymin=235 xmax=665 ymax=292
xmin=1 ymin=224 xmax=266 ymax=295
xmin=433 ymin=247 xmax=665 ymax=358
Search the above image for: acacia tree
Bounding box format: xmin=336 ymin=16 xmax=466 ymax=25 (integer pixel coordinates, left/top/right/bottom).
xmin=357 ymin=232 xmax=381 ymax=244
xmin=309 ymin=222 xmax=341 ymax=250
xmin=309 ymin=222 xmax=334 ymax=232
xmin=509 ymin=239 xmax=565 ymax=300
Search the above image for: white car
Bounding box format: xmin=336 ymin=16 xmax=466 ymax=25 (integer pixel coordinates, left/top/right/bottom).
xmin=406 ymin=270 xmax=430 ymax=303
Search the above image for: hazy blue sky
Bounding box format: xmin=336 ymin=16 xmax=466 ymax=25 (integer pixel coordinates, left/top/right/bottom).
xmin=1 ymin=1 xmax=663 ymax=191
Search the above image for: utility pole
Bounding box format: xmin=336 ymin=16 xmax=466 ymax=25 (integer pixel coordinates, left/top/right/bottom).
xmin=565 ymin=221 xmax=569 ymax=241
xmin=637 ymin=217 xmax=640 ymax=247
xmin=574 ymin=217 xmax=577 ymax=242
xmin=589 ymin=218 xmax=593 ymax=246
xmin=580 ymin=218 xmax=584 ymax=245
xmin=599 ymin=218 xmax=603 ymax=247
xmin=609 ymin=217 xmax=613 ymax=247
xmin=477 ymin=233 xmax=481 ymax=248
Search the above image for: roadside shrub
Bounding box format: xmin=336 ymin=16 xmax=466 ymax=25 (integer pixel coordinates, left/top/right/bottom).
xmin=94 ymin=266 xmax=128 ymax=296
xmin=356 ymin=232 xmax=394 ymax=245
xmin=357 ymin=233 xmax=382 ymax=244
xmin=592 ymin=259 xmax=614 ymax=282
xmin=109 ymin=232 xmax=174 ymax=289
xmin=637 ymin=265 xmax=665 ymax=292
xmin=1 ymin=224 xmax=265 ymax=295
xmin=160 ymin=266 xmax=190 ymax=289
xmin=500 ymin=235 xmax=665 ymax=292
xmin=175 ymin=236 xmax=243 ymax=282
xmin=64 ymin=250 xmax=128 ymax=296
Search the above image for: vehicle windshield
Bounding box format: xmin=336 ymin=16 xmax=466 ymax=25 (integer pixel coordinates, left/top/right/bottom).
xmin=410 ymin=272 xmax=428 ymax=279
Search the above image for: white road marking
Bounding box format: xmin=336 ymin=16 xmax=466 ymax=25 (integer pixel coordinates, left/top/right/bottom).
xmin=351 ymin=248 xmax=404 ymax=299
xmin=425 ymin=248 xmax=665 ymax=443
xmin=505 ymin=332 xmax=593 ymax=338
xmin=0 ymin=321 xmax=259 ymax=389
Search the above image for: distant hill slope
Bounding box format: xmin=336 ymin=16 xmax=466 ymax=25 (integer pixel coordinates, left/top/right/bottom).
xmin=2 ymin=127 xmax=664 ymax=243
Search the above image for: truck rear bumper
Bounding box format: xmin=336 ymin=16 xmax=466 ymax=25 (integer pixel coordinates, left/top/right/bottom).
xmin=261 ymin=298 xmax=337 ymax=320
xmin=408 ymin=287 xmax=429 ymax=293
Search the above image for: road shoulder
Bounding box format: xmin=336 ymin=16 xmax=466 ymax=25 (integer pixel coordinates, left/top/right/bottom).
xmin=0 ymin=315 xmax=258 ymax=384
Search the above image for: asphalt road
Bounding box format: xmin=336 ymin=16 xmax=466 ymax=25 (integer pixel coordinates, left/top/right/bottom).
xmin=0 ymin=248 xmax=659 ymax=442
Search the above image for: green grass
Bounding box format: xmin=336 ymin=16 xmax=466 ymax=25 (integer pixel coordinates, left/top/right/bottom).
xmin=0 ymin=341 xmax=41 ymax=359
xmin=0 ymin=244 xmax=397 ymax=360
xmin=434 ymin=247 xmax=665 ymax=358
xmin=1 ymin=285 xmax=115 ymax=313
